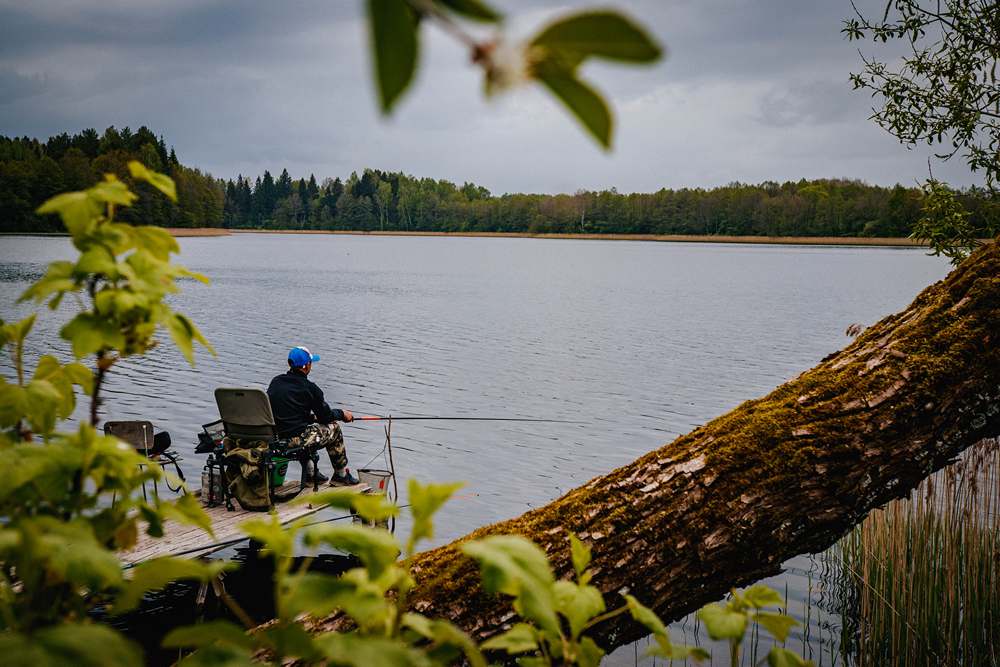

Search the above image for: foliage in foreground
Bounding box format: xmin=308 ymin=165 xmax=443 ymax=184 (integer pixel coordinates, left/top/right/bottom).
xmin=364 ymin=0 xmax=661 ymax=149
xmin=169 ymin=481 xmax=808 ymax=667
xmin=0 ymin=165 xmax=220 ymax=663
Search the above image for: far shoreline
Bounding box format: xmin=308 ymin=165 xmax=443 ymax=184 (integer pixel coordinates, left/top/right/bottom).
xmin=229 ymin=229 xmax=930 ymax=247
xmin=2 ymin=228 xmax=941 ymax=247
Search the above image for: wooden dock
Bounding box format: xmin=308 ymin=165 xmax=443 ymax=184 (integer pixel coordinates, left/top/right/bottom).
xmin=121 ymin=482 xmax=368 ymax=567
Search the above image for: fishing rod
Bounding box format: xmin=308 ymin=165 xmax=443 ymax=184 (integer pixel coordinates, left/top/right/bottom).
xmin=354 ymin=415 xmax=583 ymax=424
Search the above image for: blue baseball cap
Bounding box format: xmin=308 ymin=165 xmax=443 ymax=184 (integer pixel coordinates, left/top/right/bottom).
xmin=288 ymin=346 xmax=320 ymax=368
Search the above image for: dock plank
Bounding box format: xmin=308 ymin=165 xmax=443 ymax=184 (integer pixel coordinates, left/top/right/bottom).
xmin=121 ymin=482 xmax=367 ymax=566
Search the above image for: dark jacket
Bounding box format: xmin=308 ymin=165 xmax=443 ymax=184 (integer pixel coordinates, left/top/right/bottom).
xmin=267 ymin=369 xmax=345 ymax=439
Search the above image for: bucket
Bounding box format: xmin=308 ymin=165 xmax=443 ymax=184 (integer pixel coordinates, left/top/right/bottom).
xmin=357 ymin=468 xmax=393 ymax=495
xmin=271 ymin=456 xmax=290 ymax=487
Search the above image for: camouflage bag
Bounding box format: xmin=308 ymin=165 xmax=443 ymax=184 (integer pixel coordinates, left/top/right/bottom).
xmin=223 ymin=437 xmax=272 ymax=511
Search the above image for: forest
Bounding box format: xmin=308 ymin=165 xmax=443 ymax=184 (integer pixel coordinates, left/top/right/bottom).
xmin=3 ymin=127 xmax=999 ymax=237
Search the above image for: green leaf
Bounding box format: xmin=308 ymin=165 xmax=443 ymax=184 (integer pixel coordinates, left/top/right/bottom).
xmin=624 ymin=593 xmax=668 ymax=637
xmin=568 ymin=531 xmax=590 ymax=579
xmin=531 ymin=10 xmax=662 ymax=66
xmin=297 ymin=487 xmax=399 ymax=522
xmin=166 ymin=312 xmax=214 ymax=365
xmin=258 ymin=622 xmax=321 ymax=661
xmin=367 ymin=0 xmax=419 ymax=113
xmin=33 ymin=355 xmax=92 ymax=419
xmin=36 ymin=517 xmax=125 ymax=590
xmin=576 ymin=636 xmax=605 ymax=667
xmin=159 ymin=491 xmax=214 ymax=537
xmin=240 ymin=515 xmax=295 ymax=560
xmin=60 ymin=313 xmax=126 ymax=358
xmin=553 ymin=580 xmax=604 ymax=639
xmin=162 ymin=620 xmax=255 ymax=650
xmin=481 ymin=623 xmax=538 ymax=654
xmin=435 ymin=0 xmax=501 ymax=22
xmin=648 ymin=639 xmax=711 ymax=661
xmin=516 ymin=657 xmax=549 ymax=667
xmin=36 ymin=191 xmax=100 ymax=237
xmin=3 ymin=314 xmax=36 ymax=347
xmin=408 ymin=479 xmax=463 ymax=547
xmin=768 ymin=647 xmax=812 ymax=667
xmin=696 ymin=602 xmax=748 ymax=641
xmin=130 ymin=224 xmax=180 ymax=260
xmin=115 ymin=557 xmax=229 ymax=613
xmin=401 ymin=614 xmax=486 ymax=667
xmin=23 ymin=378 xmax=66 ymax=434
xmin=76 ymin=245 xmax=118 ymax=276
xmin=0 ymin=631 xmax=46 ymax=665
xmin=744 ymin=583 xmax=783 ymax=609
xmin=175 ymin=644 xmax=255 ymax=667
xmin=128 ymin=161 xmax=177 ymax=202
xmin=314 ymin=632 xmax=432 ymax=667
xmin=63 ymin=361 xmax=95 ymax=394
xmin=281 ymin=570 xmax=385 ymax=621
xmin=463 ymin=535 xmax=555 ymax=596
xmin=462 ymin=535 xmax=560 ymax=635
xmin=89 ymin=176 xmax=138 ymax=207
xmin=0 ymin=528 xmax=21 ymax=553
xmin=302 ymin=524 xmax=399 ymax=577
xmin=18 ymin=261 xmax=77 ymax=306
xmin=36 ymin=623 xmax=143 ymax=667
xmin=535 ymin=65 xmax=613 ymax=149
xmin=754 ymin=611 xmax=799 ymax=643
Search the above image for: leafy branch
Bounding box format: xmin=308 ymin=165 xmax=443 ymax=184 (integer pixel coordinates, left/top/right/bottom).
xmin=367 ymin=0 xmax=663 ymax=149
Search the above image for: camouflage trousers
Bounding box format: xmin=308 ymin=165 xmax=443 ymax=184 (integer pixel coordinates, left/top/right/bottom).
xmin=287 ymin=422 xmax=348 ymax=470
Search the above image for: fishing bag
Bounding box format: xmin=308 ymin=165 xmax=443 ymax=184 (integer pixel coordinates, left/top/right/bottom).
xmin=224 ymin=438 xmax=272 ymax=511
xmin=223 ymin=437 xmax=304 ymax=511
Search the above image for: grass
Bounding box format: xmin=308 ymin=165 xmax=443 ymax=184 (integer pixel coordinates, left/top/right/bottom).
xmin=833 ymin=437 xmax=999 ymax=666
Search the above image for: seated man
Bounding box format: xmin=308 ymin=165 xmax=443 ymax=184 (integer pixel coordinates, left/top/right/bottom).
xmin=267 ymin=346 xmax=359 ymax=486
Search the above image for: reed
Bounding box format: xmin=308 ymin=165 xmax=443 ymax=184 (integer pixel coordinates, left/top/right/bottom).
xmin=833 ymin=437 xmax=999 ymax=666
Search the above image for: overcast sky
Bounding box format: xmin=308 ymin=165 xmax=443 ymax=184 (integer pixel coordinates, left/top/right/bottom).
xmin=0 ymin=1 xmax=978 ymax=194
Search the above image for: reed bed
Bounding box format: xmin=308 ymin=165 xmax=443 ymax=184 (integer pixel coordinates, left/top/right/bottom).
xmin=833 ymin=437 xmax=1000 ymax=666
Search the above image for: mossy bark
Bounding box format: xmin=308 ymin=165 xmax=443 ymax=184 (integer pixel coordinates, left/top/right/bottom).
xmin=322 ymin=241 xmax=1000 ymax=646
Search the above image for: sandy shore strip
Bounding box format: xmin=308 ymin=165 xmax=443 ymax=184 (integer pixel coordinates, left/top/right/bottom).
xmin=229 ymin=229 xmax=930 ymax=247
xmin=166 ymin=227 xmax=231 ymax=237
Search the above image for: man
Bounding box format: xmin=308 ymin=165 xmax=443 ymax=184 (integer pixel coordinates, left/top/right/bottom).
xmin=267 ymin=345 xmax=359 ymax=486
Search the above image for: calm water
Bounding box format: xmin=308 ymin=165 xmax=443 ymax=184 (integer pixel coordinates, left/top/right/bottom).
xmin=0 ymin=234 xmax=949 ymax=664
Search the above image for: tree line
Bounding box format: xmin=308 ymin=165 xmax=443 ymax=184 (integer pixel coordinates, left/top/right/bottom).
xmin=0 ymin=126 xmax=222 ymax=232
xmin=3 ymin=128 xmax=999 ymax=237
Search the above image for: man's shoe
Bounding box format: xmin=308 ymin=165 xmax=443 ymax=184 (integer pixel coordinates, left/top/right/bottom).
xmin=304 ymin=463 xmax=329 ymax=484
xmin=329 ymin=469 xmax=360 ymax=486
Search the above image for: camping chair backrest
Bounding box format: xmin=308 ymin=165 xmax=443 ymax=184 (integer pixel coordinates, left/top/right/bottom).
xmin=214 ymin=388 xmax=277 ymax=441
xmin=105 ymin=420 xmax=154 ymax=453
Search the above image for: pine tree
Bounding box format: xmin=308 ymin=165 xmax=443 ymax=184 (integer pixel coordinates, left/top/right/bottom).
xmin=276 ymin=168 xmax=293 ymax=199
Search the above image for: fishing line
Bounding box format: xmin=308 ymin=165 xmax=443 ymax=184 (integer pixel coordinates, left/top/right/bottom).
xmin=354 ymin=415 xmax=583 ymax=424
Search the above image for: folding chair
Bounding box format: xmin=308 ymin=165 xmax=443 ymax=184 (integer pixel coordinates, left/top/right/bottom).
xmin=104 ymin=420 xmax=186 ymax=500
xmin=214 ymin=388 xmax=321 ymax=511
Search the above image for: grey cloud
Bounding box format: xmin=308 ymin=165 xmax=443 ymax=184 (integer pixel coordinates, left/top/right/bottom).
xmin=0 ymin=0 xmax=984 ymax=192
xmin=756 ymin=80 xmax=863 ymax=128
xmin=0 ymin=68 xmax=49 ymax=105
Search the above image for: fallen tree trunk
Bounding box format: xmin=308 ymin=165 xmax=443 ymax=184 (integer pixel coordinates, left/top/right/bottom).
xmin=322 ymin=241 xmax=1000 ymax=646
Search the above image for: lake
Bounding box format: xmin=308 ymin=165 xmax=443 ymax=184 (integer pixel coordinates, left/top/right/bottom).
xmin=0 ymin=233 xmax=951 ymax=664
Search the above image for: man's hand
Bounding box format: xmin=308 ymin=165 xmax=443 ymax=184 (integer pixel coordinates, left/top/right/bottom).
xmin=342 ymin=409 xmax=354 ymax=423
